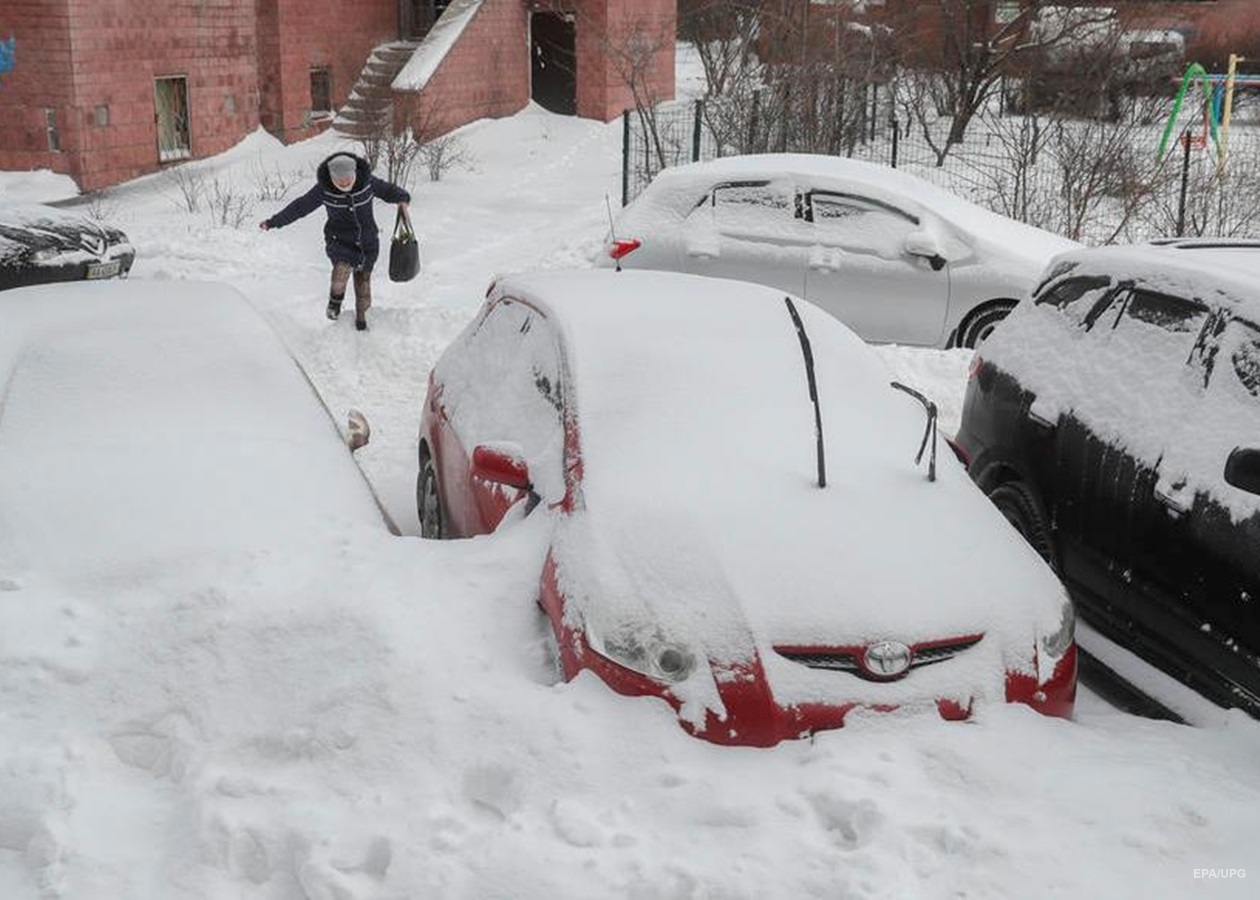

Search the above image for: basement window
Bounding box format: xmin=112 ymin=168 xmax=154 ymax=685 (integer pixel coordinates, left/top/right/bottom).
xmin=310 ymin=68 xmax=332 ymax=116
xmin=45 ymin=108 xmax=60 ymax=151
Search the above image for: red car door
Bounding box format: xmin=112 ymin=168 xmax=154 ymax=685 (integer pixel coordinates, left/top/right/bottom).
xmin=429 ymin=296 xmax=567 ymax=536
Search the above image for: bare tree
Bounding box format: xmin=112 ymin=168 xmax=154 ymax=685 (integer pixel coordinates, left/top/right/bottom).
xmin=596 ymin=8 xmax=679 ymax=172
xmin=678 ymin=0 xmax=763 ymax=97
xmin=884 ymin=0 xmax=1114 ymax=159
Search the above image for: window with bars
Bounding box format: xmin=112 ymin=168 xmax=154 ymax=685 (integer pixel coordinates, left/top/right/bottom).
xmin=154 ymin=76 xmax=191 ymax=161
xmin=310 ymin=68 xmax=332 ymax=116
xmin=45 ymin=108 xmax=60 ymax=151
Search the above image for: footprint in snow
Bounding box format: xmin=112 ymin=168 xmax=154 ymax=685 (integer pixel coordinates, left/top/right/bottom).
xmin=462 ymin=762 xmax=522 ymax=821
xmin=807 ymin=793 xmax=884 ymax=851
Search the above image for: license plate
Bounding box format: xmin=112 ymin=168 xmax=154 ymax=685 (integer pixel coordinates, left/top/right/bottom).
xmin=86 ymin=261 xmax=121 ymax=280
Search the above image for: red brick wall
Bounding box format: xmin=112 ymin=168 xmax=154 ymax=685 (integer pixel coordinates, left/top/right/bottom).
xmin=406 ymin=0 xmax=530 ymax=133
xmin=0 ymin=0 xmax=397 ymax=192
xmin=578 ymin=0 xmax=676 ymax=121
xmin=267 ymin=0 xmax=396 ymax=144
xmin=0 ymin=0 xmax=77 ymax=181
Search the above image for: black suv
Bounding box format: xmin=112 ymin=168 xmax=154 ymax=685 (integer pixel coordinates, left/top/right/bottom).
xmin=954 ymin=240 xmax=1260 ymax=716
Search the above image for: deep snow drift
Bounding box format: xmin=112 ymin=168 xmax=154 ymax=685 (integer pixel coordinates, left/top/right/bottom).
xmin=2 ymin=103 xmax=1258 ymax=899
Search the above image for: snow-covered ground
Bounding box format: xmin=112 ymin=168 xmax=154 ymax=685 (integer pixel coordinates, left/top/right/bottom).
xmin=2 ymin=101 xmax=1259 ymax=898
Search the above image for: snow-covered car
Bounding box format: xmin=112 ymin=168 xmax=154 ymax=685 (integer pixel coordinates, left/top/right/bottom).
xmin=0 ymin=279 xmax=395 ymax=576
xmin=602 ymin=155 xmax=1077 ymax=348
xmin=416 ymin=270 xmax=1076 ymax=746
xmin=954 ymin=240 xmax=1260 ymax=717
xmin=0 ymin=202 xmax=135 ymax=291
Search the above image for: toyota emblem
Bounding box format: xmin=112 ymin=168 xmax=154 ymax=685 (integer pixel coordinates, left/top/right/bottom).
xmin=862 ymin=640 xmax=913 ymax=679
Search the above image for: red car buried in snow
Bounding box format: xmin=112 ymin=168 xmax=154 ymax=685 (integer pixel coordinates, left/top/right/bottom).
xmin=416 ymin=270 xmax=1076 ymax=746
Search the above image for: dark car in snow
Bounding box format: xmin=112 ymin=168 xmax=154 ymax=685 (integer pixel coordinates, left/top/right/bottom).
xmin=954 ymin=240 xmax=1260 ymax=716
xmin=0 ymin=203 xmax=135 ymax=291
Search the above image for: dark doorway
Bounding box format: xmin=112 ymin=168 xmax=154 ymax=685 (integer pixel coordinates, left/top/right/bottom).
xmin=401 ymin=1 xmax=451 ymax=40
xmin=531 ymin=13 xmax=576 ymax=115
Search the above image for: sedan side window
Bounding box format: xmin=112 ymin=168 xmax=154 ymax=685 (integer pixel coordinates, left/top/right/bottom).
xmin=807 ymin=192 xmax=918 ymax=253
xmin=441 ymin=300 xmax=566 ymax=495
xmin=708 ymin=181 xmax=795 ymax=235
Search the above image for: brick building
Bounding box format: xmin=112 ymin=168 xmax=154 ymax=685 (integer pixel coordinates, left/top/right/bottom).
xmin=0 ymin=0 xmax=675 ymax=192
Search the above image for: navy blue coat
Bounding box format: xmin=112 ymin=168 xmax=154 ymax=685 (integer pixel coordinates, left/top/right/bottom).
xmin=265 ymin=153 xmax=410 ymax=271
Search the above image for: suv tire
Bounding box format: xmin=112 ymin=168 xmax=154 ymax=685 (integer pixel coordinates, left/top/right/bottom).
xmin=988 ymin=481 xmax=1055 ymax=566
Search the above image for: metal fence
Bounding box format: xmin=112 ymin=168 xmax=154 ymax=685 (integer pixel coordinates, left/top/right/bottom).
xmin=622 ymin=94 xmax=1260 ymax=242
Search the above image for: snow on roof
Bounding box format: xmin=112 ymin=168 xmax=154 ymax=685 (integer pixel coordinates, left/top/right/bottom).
xmin=393 ymin=0 xmax=486 ymax=92
xmin=621 ymin=154 xmax=1076 ymax=268
xmin=1052 ymin=242 xmax=1260 ymax=322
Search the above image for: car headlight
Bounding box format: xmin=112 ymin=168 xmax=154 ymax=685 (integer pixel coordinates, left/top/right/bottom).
xmin=1041 ymin=599 xmax=1075 ymax=658
xmin=30 ymin=248 xmax=61 ymax=264
xmin=586 ymin=622 xmax=697 ymax=684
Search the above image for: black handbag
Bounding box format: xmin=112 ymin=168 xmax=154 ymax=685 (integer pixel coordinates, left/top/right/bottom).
xmin=388 ymin=207 xmax=420 ymax=282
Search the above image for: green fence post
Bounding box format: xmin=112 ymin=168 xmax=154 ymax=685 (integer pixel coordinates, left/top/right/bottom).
xmin=692 ymin=99 xmax=703 ymax=163
xmin=621 ymin=110 xmax=631 ymax=207
xmin=1177 ymin=128 xmax=1192 ymax=237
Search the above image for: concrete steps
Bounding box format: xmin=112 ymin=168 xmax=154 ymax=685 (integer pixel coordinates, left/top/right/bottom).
xmin=333 ymin=41 xmax=422 ymax=139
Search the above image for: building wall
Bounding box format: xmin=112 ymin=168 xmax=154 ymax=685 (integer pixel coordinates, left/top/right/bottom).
xmin=0 ymin=0 xmax=397 ymax=192
xmin=0 ymin=0 xmax=79 ymax=180
xmin=266 ymin=0 xmax=397 ymax=144
xmin=577 ymin=0 xmax=676 ymax=122
xmin=410 ymin=0 xmax=676 ymax=138
xmin=408 ymin=0 xmax=530 ymax=132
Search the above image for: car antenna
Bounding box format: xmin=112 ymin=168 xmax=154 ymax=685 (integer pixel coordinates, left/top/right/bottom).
xmin=605 ymin=195 xmax=623 ymax=272
xmin=890 ymin=382 xmax=938 ymax=482
xmin=783 ymin=297 xmax=826 ymax=488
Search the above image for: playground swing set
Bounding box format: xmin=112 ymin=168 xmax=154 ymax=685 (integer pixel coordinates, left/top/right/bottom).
xmin=1158 ymin=53 xmax=1260 ymax=168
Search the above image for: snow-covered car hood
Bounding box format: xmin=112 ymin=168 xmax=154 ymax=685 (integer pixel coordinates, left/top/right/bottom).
xmin=502 ymin=271 xmax=1068 ymax=667
xmin=0 ymin=281 xmax=386 ymax=581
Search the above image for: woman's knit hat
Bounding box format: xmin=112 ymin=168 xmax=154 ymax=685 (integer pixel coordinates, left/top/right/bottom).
xmin=328 ymin=155 xmax=357 ymax=183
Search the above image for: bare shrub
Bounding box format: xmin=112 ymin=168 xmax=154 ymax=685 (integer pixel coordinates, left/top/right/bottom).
xmin=208 ymin=178 xmax=254 ymax=229
xmin=250 ymin=158 xmax=305 ymax=201
xmin=164 ymin=164 xmax=206 ymax=213
xmin=82 ymin=189 xmax=120 ymax=223
xmin=1139 ymin=157 xmax=1260 ymax=239
xmin=418 ymin=133 xmax=473 ymax=182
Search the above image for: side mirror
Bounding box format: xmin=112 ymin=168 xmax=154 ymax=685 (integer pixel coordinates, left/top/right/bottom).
xmin=471 ymin=442 xmax=532 ymax=491
xmin=347 ymin=409 xmax=371 ymax=453
xmin=903 ymin=231 xmax=947 ymax=271
xmin=1225 ymin=447 xmax=1260 ymax=496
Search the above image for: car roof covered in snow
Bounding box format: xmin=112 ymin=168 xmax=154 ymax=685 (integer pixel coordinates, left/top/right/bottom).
xmin=0 ymin=280 xmax=388 ymax=577
xmin=1042 ymin=241 xmax=1260 ymax=323
xmin=625 ymin=154 xmax=1077 ymax=264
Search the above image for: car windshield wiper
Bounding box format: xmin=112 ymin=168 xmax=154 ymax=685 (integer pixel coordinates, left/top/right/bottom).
xmin=784 ymin=296 xmax=827 ymax=488
xmin=891 ymin=382 xmax=938 ymax=483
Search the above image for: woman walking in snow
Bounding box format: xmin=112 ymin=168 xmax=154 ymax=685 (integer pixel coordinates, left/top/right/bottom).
xmin=260 ymin=152 xmax=410 ymax=332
